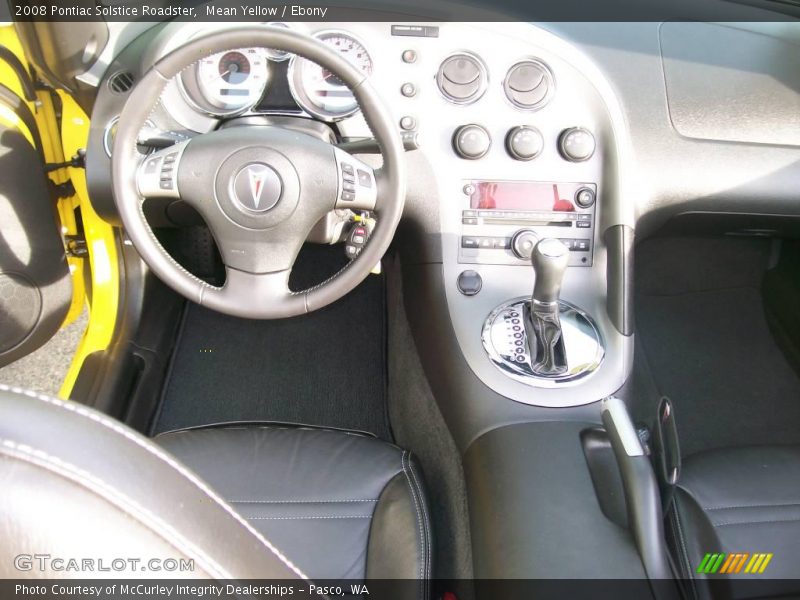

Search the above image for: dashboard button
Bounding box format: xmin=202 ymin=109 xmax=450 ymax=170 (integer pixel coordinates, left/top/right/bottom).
xmin=461 ymin=236 xmax=479 ymax=248
xmin=400 ymin=115 xmax=417 ymax=130
xmin=506 ymin=125 xmax=544 ymax=161
xmin=401 ymin=49 xmax=418 ymax=63
xmin=558 ymin=127 xmax=596 ymax=162
xmin=453 ymin=124 xmax=491 ymax=160
xmin=401 ymin=82 xmax=417 ymax=97
xmin=457 ymin=270 xmax=482 ymax=296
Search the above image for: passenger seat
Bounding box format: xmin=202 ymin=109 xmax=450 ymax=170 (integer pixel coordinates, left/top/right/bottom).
xmin=666 ymin=444 xmax=800 ymax=599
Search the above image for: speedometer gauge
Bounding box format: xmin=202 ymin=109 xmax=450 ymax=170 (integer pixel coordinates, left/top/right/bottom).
xmin=288 ymin=31 xmax=373 ymax=121
xmin=180 ymin=48 xmax=269 ymax=116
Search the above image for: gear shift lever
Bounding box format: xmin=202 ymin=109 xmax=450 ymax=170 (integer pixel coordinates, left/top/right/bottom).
xmin=524 ymin=238 xmax=570 ymax=375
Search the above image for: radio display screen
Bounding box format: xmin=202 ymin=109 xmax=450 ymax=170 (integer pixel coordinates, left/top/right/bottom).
xmin=468 ymin=181 xmax=577 ymax=212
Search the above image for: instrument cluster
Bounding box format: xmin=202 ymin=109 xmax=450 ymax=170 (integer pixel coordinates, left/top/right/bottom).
xmin=176 ymin=26 xmax=373 ymax=122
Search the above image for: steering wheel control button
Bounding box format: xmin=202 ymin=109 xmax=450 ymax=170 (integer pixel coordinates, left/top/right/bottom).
xmin=558 ymin=127 xmax=596 ymax=162
xmin=504 ymin=60 xmax=554 ymax=110
xmin=506 ymin=126 xmax=544 ymax=161
xmin=357 ymin=169 xmax=372 ymax=187
xmin=401 ymin=82 xmax=417 ymax=97
xmin=457 ymin=270 xmax=483 ymax=296
xmin=575 ymin=187 xmax=596 ymax=208
xmin=453 ymin=124 xmax=491 ymax=159
xmin=400 ymin=115 xmax=417 ymax=131
xmin=231 ymin=163 xmax=282 ymax=213
xmin=136 ymin=141 xmax=188 ymax=200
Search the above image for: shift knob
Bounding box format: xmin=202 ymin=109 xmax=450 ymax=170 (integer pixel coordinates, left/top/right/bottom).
xmin=531 ymin=238 xmax=569 ymax=306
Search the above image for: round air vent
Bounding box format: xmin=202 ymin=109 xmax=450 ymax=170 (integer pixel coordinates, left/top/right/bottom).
xmin=436 ymin=53 xmax=487 ymax=105
xmin=503 ymin=60 xmax=554 ymax=110
xmin=108 ymin=71 xmax=135 ymax=94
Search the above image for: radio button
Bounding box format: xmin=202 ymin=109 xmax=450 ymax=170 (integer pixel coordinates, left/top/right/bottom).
xmin=511 ymin=229 xmax=540 ymax=259
xmin=576 ymin=221 xmax=591 ymax=228
xmin=461 ymin=236 xmax=480 ymax=248
xmin=575 ymin=187 xmax=596 ymax=208
xmin=559 ymin=239 xmax=575 ymax=251
xmin=462 ymin=217 xmax=478 ymax=225
xmin=575 ymin=240 xmax=591 ymax=252
xmin=493 ymin=237 xmax=512 ymax=250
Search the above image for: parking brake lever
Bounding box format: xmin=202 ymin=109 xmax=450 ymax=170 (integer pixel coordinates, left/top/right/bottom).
xmin=602 ymin=397 xmax=680 ymax=598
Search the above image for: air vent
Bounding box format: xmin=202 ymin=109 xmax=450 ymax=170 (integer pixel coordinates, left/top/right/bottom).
xmin=503 ymin=60 xmax=554 ymax=110
xmin=436 ymin=53 xmax=487 ymax=105
xmin=108 ymin=71 xmax=135 ymax=94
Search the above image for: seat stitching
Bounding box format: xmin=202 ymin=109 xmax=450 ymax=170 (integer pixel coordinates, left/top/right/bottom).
xmin=0 ymin=437 xmax=229 ymax=580
xmin=672 ymin=503 xmax=698 ymax=600
xmin=667 ymin=510 xmax=688 ymax=580
xmin=246 ymin=515 xmax=373 ymax=520
xmin=401 ymin=451 xmax=425 ymax=591
xmin=705 ymin=502 xmax=800 ymax=511
xmin=0 ymin=384 xmax=307 ymax=580
xmin=230 ymin=499 xmax=378 ymax=504
xmin=713 ymin=517 xmax=800 ymax=527
xmin=408 ymin=456 xmax=432 ymax=585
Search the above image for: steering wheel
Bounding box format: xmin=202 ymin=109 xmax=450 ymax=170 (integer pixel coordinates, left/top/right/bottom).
xmin=112 ymin=26 xmax=406 ymax=319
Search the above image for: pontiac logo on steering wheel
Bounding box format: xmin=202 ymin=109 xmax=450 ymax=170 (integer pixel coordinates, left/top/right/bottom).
xmin=232 ymin=163 xmax=282 ymax=213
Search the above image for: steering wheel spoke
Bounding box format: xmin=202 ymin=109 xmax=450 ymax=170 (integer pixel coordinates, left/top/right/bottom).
xmin=201 ymin=267 xmax=306 ymax=319
xmin=333 ymin=147 xmax=377 ymax=211
xmin=135 ymin=140 xmax=190 ymax=202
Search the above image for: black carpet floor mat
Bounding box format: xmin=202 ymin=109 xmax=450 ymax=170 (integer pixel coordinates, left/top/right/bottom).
xmin=152 ymin=245 xmax=391 ymax=440
xmin=633 ymin=237 xmax=800 ymax=457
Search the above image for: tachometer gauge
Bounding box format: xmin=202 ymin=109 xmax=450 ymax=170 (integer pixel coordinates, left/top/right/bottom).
xmin=288 ymin=31 xmax=373 ymax=121
xmin=180 ymin=48 xmax=269 ymax=116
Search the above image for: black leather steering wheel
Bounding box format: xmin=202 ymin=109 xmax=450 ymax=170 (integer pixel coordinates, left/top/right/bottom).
xmin=112 ymin=26 xmax=406 ymax=319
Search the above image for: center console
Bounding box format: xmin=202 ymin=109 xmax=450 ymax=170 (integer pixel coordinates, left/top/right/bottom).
xmin=370 ymin=21 xmax=634 ymax=408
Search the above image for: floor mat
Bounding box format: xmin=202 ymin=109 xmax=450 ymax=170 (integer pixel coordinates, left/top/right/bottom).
xmin=633 ymin=237 xmax=800 ymax=457
xmin=152 ymin=245 xmax=391 ymax=440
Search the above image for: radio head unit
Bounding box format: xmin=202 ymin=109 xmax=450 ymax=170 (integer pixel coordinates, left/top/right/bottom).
xmin=459 ymin=180 xmax=597 ymax=267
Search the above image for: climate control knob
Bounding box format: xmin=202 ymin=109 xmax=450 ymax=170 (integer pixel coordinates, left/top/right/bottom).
xmin=506 ymin=126 xmax=544 ymax=161
xmin=558 ymin=127 xmax=596 ymax=162
xmin=511 ymin=229 xmax=540 ymax=259
xmin=453 ymin=124 xmax=491 ymax=160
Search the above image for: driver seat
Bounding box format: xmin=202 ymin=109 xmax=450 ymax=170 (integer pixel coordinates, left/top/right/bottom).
xmin=0 ymin=385 xmax=431 ymax=593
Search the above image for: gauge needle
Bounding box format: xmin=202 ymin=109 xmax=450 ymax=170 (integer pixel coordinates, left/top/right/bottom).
xmin=214 ymin=68 xmax=231 ymax=82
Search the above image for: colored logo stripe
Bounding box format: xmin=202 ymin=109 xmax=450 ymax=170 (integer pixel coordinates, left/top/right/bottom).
xmin=698 ymin=553 xmax=773 ymax=574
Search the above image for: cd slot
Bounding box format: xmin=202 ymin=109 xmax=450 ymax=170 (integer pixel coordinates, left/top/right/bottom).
xmin=481 ymin=218 xmax=573 ymax=227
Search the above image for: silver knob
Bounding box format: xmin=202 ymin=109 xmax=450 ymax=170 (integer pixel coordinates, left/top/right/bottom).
xmin=532 ymin=238 xmax=569 ymax=306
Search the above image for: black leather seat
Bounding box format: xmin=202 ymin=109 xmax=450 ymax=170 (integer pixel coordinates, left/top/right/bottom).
xmin=666 ymin=445 xmax=800 ymax=599
xmin=0 ymin=385 xmax=431 ymax=593
xmin=156 ymin=424 xmax=432 ymax=584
